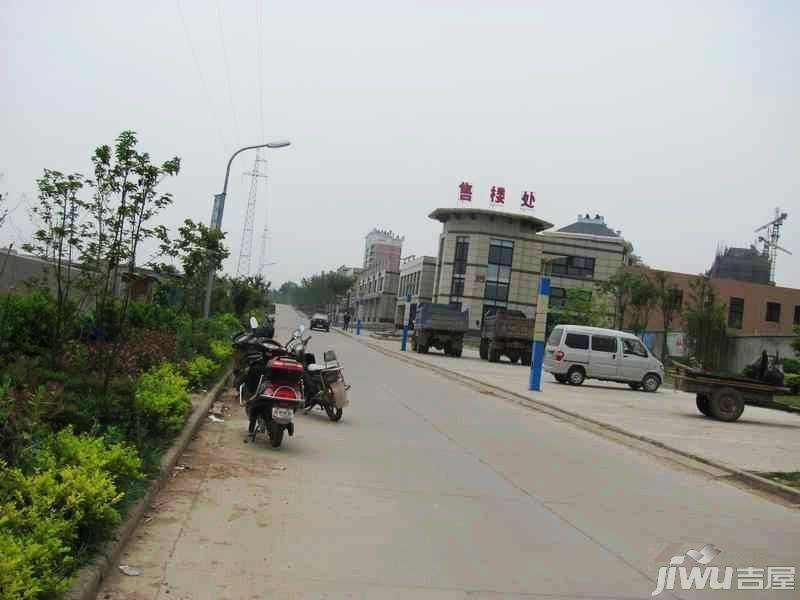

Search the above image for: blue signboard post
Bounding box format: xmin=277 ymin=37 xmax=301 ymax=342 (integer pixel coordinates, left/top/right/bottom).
xmin=529 ymin=276 xmax=551 ymax=391
xmin=401 ymin=294 xmax=412 ymax=351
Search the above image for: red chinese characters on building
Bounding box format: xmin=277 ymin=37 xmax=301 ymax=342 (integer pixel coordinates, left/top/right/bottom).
xmin=458 ymin=181 xmax=472 ymax=202
xmin=490 ymin=186 xmax=506 ymax=205
xmin=521 ymin=191 xmax=536 ymax=209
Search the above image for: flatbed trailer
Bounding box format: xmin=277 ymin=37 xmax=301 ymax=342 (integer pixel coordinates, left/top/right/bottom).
xmin=672 ymin=361 xmax=791 ymax=422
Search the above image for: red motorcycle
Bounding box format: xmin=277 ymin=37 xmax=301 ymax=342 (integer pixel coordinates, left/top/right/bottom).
xmin=233 ymin=319 xmax=307 ymax=448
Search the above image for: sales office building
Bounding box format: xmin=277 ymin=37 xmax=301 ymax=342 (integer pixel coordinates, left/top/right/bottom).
xmin=428 ymin=208 xmax=629 ymax=332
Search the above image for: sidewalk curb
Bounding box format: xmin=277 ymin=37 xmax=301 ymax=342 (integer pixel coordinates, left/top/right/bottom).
xmin=338 ymin=328 xmax=800 ymax=506
xmin=63 ymin=370 xmax=232 ymax=600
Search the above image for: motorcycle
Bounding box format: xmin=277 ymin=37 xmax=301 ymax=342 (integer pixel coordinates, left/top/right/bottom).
xmin=232 ymin=318 xmax=307 ymax=448
xmin=301 ymin=346 xmax=351 ymax=422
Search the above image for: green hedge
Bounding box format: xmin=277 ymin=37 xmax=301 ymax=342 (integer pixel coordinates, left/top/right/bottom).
xmin=134 ymin=363 xmax=191 ymax=436
xmin=182 ymin=355 xmax=218 ymax=391
xmin=0 ymin=428 xmax=142 ymax=599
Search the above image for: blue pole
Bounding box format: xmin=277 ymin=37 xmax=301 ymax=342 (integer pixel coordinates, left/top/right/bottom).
xmin=529 ymin=276 xmax=551 ymax=391
xmin=356 ymin=318 xmax=362 ymax=336
xmin=400 ymin=294 xmax=411 ymax=352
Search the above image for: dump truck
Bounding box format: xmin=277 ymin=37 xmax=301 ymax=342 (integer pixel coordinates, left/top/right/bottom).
xmin=479 ymin=309 xmax=534 ymax=365
xmin=412 ymin=303 xmax=467 ymax=357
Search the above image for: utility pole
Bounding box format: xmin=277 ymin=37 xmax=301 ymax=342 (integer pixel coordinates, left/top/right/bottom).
xmin=256 ymin=158 xmax=271 ymax=278
xmin=235 ymin=150 xmax=268 ymax=276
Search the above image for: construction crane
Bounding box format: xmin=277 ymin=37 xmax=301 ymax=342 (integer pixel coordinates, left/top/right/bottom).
xmin=754 ymin=208 xmax=789 ymax=284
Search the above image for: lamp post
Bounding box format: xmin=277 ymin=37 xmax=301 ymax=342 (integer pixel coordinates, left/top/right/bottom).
xmin=203 ymin=140 xmax=290 ymax=319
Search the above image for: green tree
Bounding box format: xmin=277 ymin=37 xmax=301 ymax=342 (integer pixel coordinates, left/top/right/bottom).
xmin=548 ymin=289 xmax=609 ymax=329
xmin=684 ymin=275 xmax=727 ymax=370
xmin=228 ymin=274 xmax=271 ymax=317
xmin=652 ymin=271 xmax=683 ymax=360
xmin=628 ymin=275 xmax=658 ymax=336
xmin=597 ymin=270 xmax=639 ymax=330
xmin=155 ymin=219 xmax=230 ymax=320
xmin=23 ymin=169 xmax=89 ymax=363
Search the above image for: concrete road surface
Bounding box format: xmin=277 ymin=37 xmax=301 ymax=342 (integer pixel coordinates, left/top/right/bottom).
xmin=99 ymin=305 xmax=799 ymax=600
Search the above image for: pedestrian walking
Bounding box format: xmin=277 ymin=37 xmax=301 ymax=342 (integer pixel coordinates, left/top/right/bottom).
xmin=343 ymin=312 xmax=351 ymax=332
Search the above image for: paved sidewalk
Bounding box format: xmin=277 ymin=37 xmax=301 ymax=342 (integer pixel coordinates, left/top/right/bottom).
xmin=353 ymin=332 xmax=800 ymax=473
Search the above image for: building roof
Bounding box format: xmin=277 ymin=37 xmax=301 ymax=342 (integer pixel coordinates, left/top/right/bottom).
xmin=557 ymin=214 xmax=620 ymax=237
xmin=428 ymin=208 xmax=553 ymax=232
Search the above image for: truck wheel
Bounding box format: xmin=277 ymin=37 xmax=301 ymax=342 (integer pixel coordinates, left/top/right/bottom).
xmin=696 ymin=394 xmax=711 ymax=417
xmin=479 ymin=340 xmax=489 ymax=360
xmin=709 ymin=387 xmax=744 ymax=422
xmin=507 ymin=351 xmax=520 ymax=365
xmin=419 ymin=344 xmax=429 ymax=354
xmin=567 ymin=367 xmax=585 ymax=386
xmin=452 ymin=347 xmax=462 ymax=358
xmin=488 ymin=344 xmax=501 ymax=363
xmin=521 ymin=352 xmax=532 ymax=366
xmin=443 ymin=341 xmax=453 ymax=356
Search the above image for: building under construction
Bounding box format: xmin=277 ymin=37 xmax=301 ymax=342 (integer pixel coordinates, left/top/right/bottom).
xmin=709 ymin=246 xmax=772 ymax=285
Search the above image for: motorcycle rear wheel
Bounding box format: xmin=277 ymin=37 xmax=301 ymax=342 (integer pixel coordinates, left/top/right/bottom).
xmin=325 ymin=405 xmax=343 ymax=422
xmin=268 ymin=422 xmax=284 ymax=447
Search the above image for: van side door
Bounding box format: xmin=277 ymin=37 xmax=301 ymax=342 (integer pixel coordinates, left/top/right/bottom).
xmin=620 ymin=338 xmax=651 ymax=381
xmin=588 ymin=334 xmax=619 ymax=378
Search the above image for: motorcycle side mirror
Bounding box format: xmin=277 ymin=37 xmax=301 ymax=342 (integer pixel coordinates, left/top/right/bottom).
xmin=292 ymin=328 xmax=300 ymax=339
xmin=298 ymin=324 xmax=305 ymax=335
xmin=323 ymin=350 xmax=337 ymax=363
xmin=250 ymin=317 xmax=259 ymax=330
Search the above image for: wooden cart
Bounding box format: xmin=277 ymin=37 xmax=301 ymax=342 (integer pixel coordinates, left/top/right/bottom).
xmin=672 ymin=361 xmax=791 ymax=422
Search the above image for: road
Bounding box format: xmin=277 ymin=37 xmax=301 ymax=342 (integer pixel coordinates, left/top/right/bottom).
xmin=99 ymin=304 xmax=799 ymax=600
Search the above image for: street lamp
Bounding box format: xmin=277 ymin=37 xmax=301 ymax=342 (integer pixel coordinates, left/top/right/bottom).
xmin=203 ymin=140 xmax=291 ymax=318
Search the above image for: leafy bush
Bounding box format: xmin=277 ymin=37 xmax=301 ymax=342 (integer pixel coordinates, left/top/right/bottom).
xmin=209 ymin=339 xmax=232 ymax=363
xmin=786 ymin=373 xmax=799 ymax=394
xmin=183 ymin=355 xmax=218 ymax=390
xmin=134 ymin=363 xmax=190 ymax=436
xmin=0 ymin=428 xmax=142 ymax=599
xmin=0 ymin=374 xmax=64 ymax=465
xmin=205 ymin=313 xmax=242 ymax=342
xmin=0 ymin=293 xmax=58 ymax=356
xmin=781 ymin=357 xmax=800 ymax=375
xmin=127 ymin=301 xmax=181 ymax=334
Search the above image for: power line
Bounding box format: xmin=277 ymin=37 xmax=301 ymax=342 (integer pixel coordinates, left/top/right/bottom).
xmin=255 ymin=0 xmax=266 ymax=141
xmin=215 ymin=0 xmax=241 ymax=146
xmin=176 ymin=0 xmax=229 ymax=153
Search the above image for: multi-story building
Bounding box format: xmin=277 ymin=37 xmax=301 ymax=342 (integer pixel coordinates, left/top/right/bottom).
xmin=363 ymin=228 xmax=403 ymax=271
xmin=353 ymin=260 xmax=400 ymax=324
xmin=626 ymin=265 xmax=800 ymax=369
xmin=428 ymin=208 xmax=628 ymax=332
xmin=394 ymin=255 xmax=436 ymax=326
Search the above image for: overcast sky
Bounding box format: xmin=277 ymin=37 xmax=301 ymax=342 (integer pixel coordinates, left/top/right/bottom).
xmin=2 ymin=1 xmax=798 ymax=288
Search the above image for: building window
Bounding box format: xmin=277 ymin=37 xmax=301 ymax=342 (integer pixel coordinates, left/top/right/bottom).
xmin=484 ymin=239 xmax=513 ymax=308
xmin=765 ymin=302 xmax=781 ymax=323
xmin=728 ymin=297 xmax=744 ymax=329
xmin=450 ymin=236 xmax=469 ymax=303
xmin=794 ymin=305 xmax=800 ymax=326
xmin=549 ymin=255 xmax=596 ymax=279
xmin=549 ymin=286 xmax=566 ymax=308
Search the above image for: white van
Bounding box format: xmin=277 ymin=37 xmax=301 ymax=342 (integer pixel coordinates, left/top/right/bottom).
xmin=543 ymin=325 xmax=665 ymax=392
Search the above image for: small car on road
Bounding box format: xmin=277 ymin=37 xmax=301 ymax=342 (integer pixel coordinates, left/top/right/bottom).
xmin=310 ymin=313 xmax=330 ymax=332
xmin=544 ymin=325 xmax=664 ymax=392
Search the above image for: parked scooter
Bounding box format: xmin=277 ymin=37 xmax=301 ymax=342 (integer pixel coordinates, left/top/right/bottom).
xmin=232 ymin=318 xmax=306 ymax=448
xmin=301 ymin=345 xmax=351 ymax=422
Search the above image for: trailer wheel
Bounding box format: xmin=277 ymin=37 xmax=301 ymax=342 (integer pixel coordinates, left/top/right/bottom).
xmin=479 ymin=340 xmax=489 ymax=360
xmin=696 ymin=394 xmax=712 ymax=417
xmin=709 ymin=387 xmax=745 ymax=422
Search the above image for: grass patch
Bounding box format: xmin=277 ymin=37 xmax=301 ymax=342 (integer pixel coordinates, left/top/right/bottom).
xmin=756 ymin=471 xmax=800 ymax=489
xmin=776 ymin=395 xmax=800 ymax=410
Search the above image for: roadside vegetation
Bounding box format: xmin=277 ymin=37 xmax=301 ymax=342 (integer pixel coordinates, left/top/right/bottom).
xmin=273 ymin=271 xmax=355 ymax=316
xmin=0 ymin=132 xmax=270 ymax=599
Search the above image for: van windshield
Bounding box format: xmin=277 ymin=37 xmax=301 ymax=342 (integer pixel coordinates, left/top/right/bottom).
xmin=547 ymin=327 xmax=564 ymax=346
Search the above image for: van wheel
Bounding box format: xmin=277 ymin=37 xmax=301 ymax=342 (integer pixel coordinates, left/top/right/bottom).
xmin=567 ymin=367 xmax=585 ymax=386
xmin=642 ymin=373 xmax=661 ymax=393
xmin=628 ymin=382 xmax=642 ymax=390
